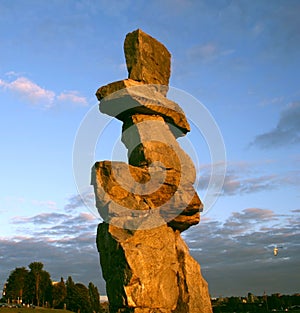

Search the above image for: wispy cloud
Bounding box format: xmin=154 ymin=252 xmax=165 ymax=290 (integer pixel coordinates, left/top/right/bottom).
xmin=0 ymin=192 xmax=103 ymax=292
xmin=57 ymin=91 xmax=89 ymax=107
xmin=0 ymin=235 xmax=104 ymax=293
xmin=183 ymin=208 xmax=300 ymax=296
xmin=222 ymin=173 xmax=279 ymax=195
xmin=252 ymin=22 xmax=264 ymax=36
xmin=188 ymin=43 xmax=218 ymax=61
xmin=1 ymin=207 xmax=299 ymax=297
xmin=13 ymin=212 xmax=69 ymax=225
xmin=197 ymin=160 xmax=300 ymax=196
xmin=259 ymin=96 xmax=285 ymax=107
xmin=251 ymin=101 xmax=300 ymax=148
xmin=11 ymin=199 xmax=98 ymax=240
xmin=31 ymin=200 xmax=58 ymax=210
xmin=0 ymin=75 xmax=89 ymax=109
xmin=187 ymin=42 xmax=235 ymax=63
xmin=222 ymin=208 xmax=278 ymax=235
xmin=64 ymin=192 xmax=95 ymax=213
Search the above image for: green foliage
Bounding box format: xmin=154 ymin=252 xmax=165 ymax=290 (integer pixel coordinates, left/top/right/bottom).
xmin=65 ymin=276 xmax=77 ymax=311
xmin=5 ymin=267 xmax=29 ymax=301
xmin=3 ymin=262 xmax=102 ymax=313
xmin=52 ymin=277 xmax=67 ymax=309
xmin=74 ymin=283 xmax=92 ymax=313
xmin=88 ymin=282 xmax=102 ymax=313
xmin=23 ymin=269 xmax=35 ymax=304
xmin=65 ymin=277 xmax=95 ymax=313
xmin=4 ymin=263 xmax=52 ymax=306
xmin=27 ymin=262 xmax=52 ymax=306
xmin=212 ymin=293 xmax=300 ymax=313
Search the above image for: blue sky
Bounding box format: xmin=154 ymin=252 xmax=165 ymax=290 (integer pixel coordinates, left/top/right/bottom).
xmin=0 ymin=0 xmax=299 ymax=298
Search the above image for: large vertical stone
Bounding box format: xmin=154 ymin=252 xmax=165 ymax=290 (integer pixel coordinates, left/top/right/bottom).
xmin=97 ymin=223 xmax=212 ymax=313
xmin=124 ymin=29 xmax=171 ymax=86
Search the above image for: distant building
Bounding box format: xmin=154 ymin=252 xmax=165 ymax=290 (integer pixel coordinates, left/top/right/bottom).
xmin=100 ymin=295 xmax=108 ymax=303
xmin=2 ymin=283 xmax=7 ymax=299
xmin=52 ymin=281 xmax=60 ymax=286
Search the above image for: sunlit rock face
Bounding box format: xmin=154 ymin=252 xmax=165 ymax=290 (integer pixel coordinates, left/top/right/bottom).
xmin=124 ymin=28 xmax=171 ymax=86
xmin=96 ymin=223 xmax=212 ymax=313
xmin=92 ymin=29 xmax=212 ymax=313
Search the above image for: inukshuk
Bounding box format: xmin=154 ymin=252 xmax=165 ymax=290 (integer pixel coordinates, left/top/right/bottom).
xmin=92 ymin=29 xmax=212 ymax=313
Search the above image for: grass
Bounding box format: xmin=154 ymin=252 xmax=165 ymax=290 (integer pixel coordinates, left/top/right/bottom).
xmin=0 ymin=308 xmax=74 ymax=313
xmin=1 ymin=307 xmax=300 ymax=313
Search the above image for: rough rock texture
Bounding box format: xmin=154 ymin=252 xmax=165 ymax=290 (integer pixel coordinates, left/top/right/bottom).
xmin=96 ymin=79 xmax=144 ymax=100
xmin=92 ymin=29 xmax=212 ymax=313
xmin=121 ymin=114 xmax=194 ymax=177
xmin=124 ymin=29 xmax=171 ymax=86
xmin=97 ymin=82 xmax=190 ymax=137
xmin=97 ymin=223 xmax=212 ymax=313
xmin=92 ymin=160 xmax=201 ymax=231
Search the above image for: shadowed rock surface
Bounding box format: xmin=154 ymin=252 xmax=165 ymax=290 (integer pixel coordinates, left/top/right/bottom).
xmin=97 ymin=223 xmax=212 ymax=313
xmin=92 ymin=29 xmax=212 ymax=313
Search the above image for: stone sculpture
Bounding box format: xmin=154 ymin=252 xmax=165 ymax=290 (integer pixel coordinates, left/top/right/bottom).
xmin=92 ymin=29 xmax=212 ymax=313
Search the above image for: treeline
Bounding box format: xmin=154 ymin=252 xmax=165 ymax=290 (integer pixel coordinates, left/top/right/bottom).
xmin=1 ymin=262 xmax=102 ymax=313
xmin=212 ymin=292 xmax=300 ymax=313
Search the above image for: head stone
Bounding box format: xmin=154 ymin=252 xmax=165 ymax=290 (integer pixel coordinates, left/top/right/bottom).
xmin=124 ymin=29 xmax=171 ymax=86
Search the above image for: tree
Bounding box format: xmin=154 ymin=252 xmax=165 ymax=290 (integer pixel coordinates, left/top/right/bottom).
xmin=74 ymin=283 xmax=92 ymax=313
xmin=88 ymin=282 xmax=102 ymax=313
xmin=66 ymin=276 xmax=77 ymax=311
xmin=23 ymin=269 xmax=35 ymax=304
xmin=5 ymin=267 xmax=29 ymax=303
xmin=268 ymin=294 xmax=283 ymax=311
xmin=28 ymin=262 xmax=43 ymax=306
xmin=66 ymin=277 xmax=93 ymax=313
xmin=39 ymin=269 xmax=52 ymax=306
xmin=226 ymin=296 xmax=241 ymax=312
xmin=28 ymin=262 xmax=52 ymax=306
xmin=52 ymin=277 xmax=67 ymax=308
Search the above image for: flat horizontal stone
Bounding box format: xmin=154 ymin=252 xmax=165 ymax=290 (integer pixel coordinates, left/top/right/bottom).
xmin=96 ymin=79 xmax=144 ymax=100
xmin=98 ymin=83 xmax=190 ymax=137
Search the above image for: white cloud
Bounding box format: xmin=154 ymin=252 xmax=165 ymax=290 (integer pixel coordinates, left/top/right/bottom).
xmin=0 ymin=76 xmax=89 ymax=109
xmin=57 ymin=91 xmax=89 ymax=107
xmin=0 ymin=77 xmax=55 ymax=108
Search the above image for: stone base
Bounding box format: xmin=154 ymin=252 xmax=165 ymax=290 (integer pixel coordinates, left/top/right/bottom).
xmin=96 ymin=223 xmax=212 ymax=313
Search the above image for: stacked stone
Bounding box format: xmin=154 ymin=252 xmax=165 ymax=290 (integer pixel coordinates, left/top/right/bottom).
xmin=92 ymin=29 xmax=212 ymax=313
xmin=93 ymin=29 xmax=202 ymax=232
